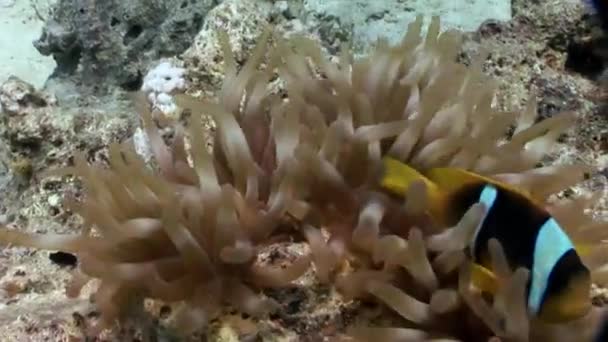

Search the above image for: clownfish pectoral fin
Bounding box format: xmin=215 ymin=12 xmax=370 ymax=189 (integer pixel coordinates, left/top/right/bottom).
xmin=425 ymin=167 xmax=501 ymax=193
xmin=470 ymin=262 xmax=499 ymax=295
xmin=380 ymin=157 xmax=442 ymax=198
xmin=574 ymin=242 xmax=594 ymax=258
xmin=425 ymin=167 xmax=532 ymax=199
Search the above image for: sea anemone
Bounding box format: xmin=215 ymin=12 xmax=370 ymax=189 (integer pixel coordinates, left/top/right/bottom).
xmin=0 ymin=15 xmax=607 ymax=341
xmin=242 ymin=16 xmax=604 ymax=341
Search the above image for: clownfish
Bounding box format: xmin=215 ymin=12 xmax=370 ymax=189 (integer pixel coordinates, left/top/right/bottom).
xmin=379 ymin=157 xmax=591 ymax=323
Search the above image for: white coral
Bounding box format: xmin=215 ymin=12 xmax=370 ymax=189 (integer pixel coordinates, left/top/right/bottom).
xmin=141 ymin=61 xmax=186 ymax=114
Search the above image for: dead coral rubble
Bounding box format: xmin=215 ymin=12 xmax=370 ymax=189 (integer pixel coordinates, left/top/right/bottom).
xmin=1 ymin=16 xmax=608 ymax=341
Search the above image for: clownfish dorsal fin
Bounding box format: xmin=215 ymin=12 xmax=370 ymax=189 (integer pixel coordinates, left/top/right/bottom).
xmin=380 ymin=157 xmax=438 ymax=196
xmin=380 ymin=157 xmax=447 ymax=217
xmin=425 ymin=167 xmax=533 ymax=200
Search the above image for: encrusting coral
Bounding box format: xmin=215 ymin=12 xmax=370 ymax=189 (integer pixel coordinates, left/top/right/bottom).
xmin=0 ymin=15 xmax=607 ymax=341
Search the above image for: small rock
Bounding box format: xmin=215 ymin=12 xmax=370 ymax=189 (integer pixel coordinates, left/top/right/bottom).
xmin=35 ymin=0 xmax=217 ymax=92
xmin=532 ymin=75 xmax=582 ymax=119
xmin=141 ymin=60 xmax=187 ymax=115
xmin=181 ymin=0 xmax=273 ymax=93
xmin=1 ymin=279 xmax=27 ymax=297
xmin=0 ymin=77 xmax=56 ymax=116
xmin=476 ymin=19 xmax=508 ymax=40
xmin=47 ymin=194 xmax=62 ymax=207
xmin=273 ymin=0 xmax=299 ymax=20
xmin=208 ymin=322 xmax=240 ymax=342
xmin=132 ymin=127 xmax=153 ymax=163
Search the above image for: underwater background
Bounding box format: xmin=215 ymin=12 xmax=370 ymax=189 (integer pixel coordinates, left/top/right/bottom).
xmin=2 ymin=0 xmax=608 ymax=341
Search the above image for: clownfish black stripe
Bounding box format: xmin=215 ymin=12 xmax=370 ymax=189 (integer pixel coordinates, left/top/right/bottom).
xmin=452 ymin=183 xmax=545 ymax=271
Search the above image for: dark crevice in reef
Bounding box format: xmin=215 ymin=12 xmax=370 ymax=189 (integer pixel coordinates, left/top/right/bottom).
xmin=563 ymin=12 xmax=608 ymax=80
xmin=565 ymin=37 xmax=606 ymax=79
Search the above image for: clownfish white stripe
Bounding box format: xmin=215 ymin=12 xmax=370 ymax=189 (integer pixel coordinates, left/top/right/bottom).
xmin=528 ymin=218 xmax=575 ymax=315
xmin=471 ymin=184 xmax=498 ymax=249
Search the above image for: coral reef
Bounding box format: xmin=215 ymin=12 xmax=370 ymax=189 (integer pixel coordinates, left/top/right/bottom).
xmin=2 ymin=0 xmax=608 ymax=341
xmin=1 ymin=12 xmax=608 ymax=342
xmin=182 ymin=0 xmax=274 ymax=94
xmin=35 ymin=0 xmax=216 ymax=91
